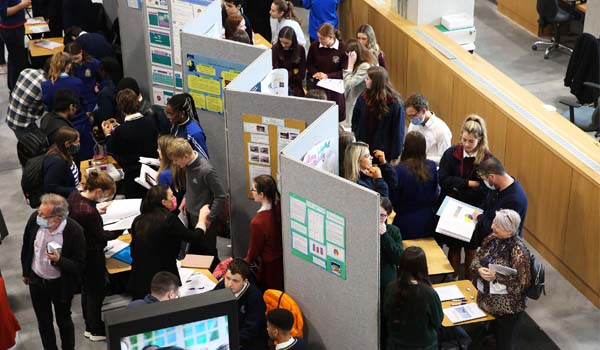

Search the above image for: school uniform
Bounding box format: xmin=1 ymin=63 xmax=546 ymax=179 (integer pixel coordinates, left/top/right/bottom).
xmin=75 ymin=31 xmax=113 ymax=60
xmin=246 ymin=206 xmax=284 ymax=291
xmin=41 ymin=74 xmax=86 ymax=112
xmin=271 ymin=43 xmax=306 ymax=97
xmin=73 ymin=58 xmax=100 ymax=113
xmin=43 ymin=154 xmax=80 ymax=199
xmin=276 ymin=336 xmax=307 ymax=350
xmin=356 ymin=162 xmax=398 ymax=198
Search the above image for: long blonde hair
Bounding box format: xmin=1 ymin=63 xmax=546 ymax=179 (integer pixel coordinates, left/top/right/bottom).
xmin=461 ymin=114 xmax=489 ymax=164
xmin=356 ymin=24 xmax=381 ymax=57
xmin=343 ymin=142 xmax=370 ymax=182
xmin=48 ymin=52 xmax=72 ymax=83
xmin=157 ymin=135 xmax=186 ymax=192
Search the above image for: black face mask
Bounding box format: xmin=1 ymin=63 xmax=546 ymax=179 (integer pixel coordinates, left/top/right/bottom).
xmin=67 ymin=144 xmax=80 ymax=155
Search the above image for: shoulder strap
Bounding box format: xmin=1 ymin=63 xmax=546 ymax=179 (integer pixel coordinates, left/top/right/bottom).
xmin=277 ymin=291 xmax=286 ymax=308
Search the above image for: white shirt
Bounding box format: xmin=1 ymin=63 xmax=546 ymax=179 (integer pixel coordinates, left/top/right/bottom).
xmin=276 ymin=337 xmax=298 ymax=350
xmin=124 ymin=112 xmax=144 ymax=122
xmin=32 ymin=219 xmax=67 ymax=280
xmin=319 ymin=38 xmax=340 ymax=50
xmin=270 ymin=18 xmax=306 ymax=49
xmin=407 ymin=113 xmax=452 ymax=164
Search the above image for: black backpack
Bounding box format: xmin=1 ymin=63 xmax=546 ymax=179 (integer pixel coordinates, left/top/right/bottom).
xmin=21 ymin=155 xmax=46 ymax=209
xmin=16 ymin=125 xmax=49 ymax=167
xmin=525 ymin=247 xmax=546 ymax=300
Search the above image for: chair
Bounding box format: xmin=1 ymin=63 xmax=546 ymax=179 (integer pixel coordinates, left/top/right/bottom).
xmin=532 ymin=0 xmax=573 ymax=59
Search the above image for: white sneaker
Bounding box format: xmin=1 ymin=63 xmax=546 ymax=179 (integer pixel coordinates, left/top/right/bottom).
xmin=88 ymin=334 xmax=107 ymax=342
xmin=83 ymin=331 xmax=91 ymax=338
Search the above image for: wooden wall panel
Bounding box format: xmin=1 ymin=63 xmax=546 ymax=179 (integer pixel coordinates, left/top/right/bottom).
xmin=563 ymin=173 xmax=600 ymax=293
xmin=497 ymin=0 xmax=538 ymax=35
xmin=503 ymin=120 xmax=571 ymax=257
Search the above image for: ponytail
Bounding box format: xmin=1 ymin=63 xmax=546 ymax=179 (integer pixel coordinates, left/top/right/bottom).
xmin=273 ymin=0 xmax=301 ymax=24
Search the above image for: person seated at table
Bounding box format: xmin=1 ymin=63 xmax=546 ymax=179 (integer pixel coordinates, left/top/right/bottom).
xmin=157 ymin=135 xmax=186 ymax=206
xmin=390 ymin=131 xmax=439 ymax=240
xmin=222 ymin=0 xmax=254 ymax=44
xmin=379 ymin=197 xmax=403 ymax=300
xmin=166 ymin=93 xmax=209 ymax=160
xmin=266 ymin=308 xmax=307 ymax=350
xmin=272 ymin=26 xmax=306 ymax=97
xmin=67 ymin=170 xmax=120 ymax=342
xmin=43 ymin=126 xmax=81 ymax=199
xmin=128 ymin=185 xmax=212 ymax=300
xmin=64 ymin=25 xmax=113 ymax=59
xmin=470 ymin=209 xmax=531 ymax=350
xmin=383 ymin=246 xmax=443 ymax=350
xmin=64 ymin=42 xmax=99 ymax=113
xmin=343 ymin=142 xmax=397 ymax=197
xmin=246 ymin=174 xmax=284 ymax=291
xmin=214 ymin=258 xmax=267 ymax=350
xmin=40 ymin=88 xmax=79 ymax=144
xmin=128 ymin=271 xmax=180 ymax=308
xmin=103 ymin=88 xmax=158 ymax=199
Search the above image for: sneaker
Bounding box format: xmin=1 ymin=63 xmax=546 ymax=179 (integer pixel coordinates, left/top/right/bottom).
xmin=83 ymin=331 xmax=91 ymax=338
xmin=88 ymin=333 xmax=106 ymax=342
xmin=0 ymin=65 xmax=7 ymax=75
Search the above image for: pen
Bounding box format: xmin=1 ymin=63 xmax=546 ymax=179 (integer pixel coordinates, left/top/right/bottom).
xmin=451 ymin=301 xmax=468 ymax=306
xmin=449 ymin=298 xmax=466 ymax=302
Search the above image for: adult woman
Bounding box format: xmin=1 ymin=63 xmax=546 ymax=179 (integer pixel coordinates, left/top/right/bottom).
xmin=352 ymin=66 xmax=405 ymax=162
xmin=64 ymin=42 xmax=99 ymax=113
xmin=245 ymin=175 xmax=284 ymax=291
xmin=383 ymin=246 xmax=444 ymax=350
xmin=343 ymin=38 xmax=377 ymax=126
xmin=439 ymin=114 xmax=493 ymax=279
xmin=43 ymin=126 xmax=80 ymax=198
xmin=67 ymin=170 xmax=119 ymax=341
xmin=343 ymin=142 xmax=397 ymax=197
xmin=470 ymin=209 xmax=531 ymax=350
xmin=272 ymin=26 xmax=306 ymax=97
xmin=166 ymin=93 xmax=209 ymax=160
xmin=390 ymin=131 xmax=439 ymax=240
xmin=222 ymin=0 xmax=254 ymax=44
xmin=157 ymin=135 xmax=186 ymax=206
xmin=41 ymin=52 xmax=84 ymax=111
xmin=379 ymin=197 xmax=403 ymax=300
xmin=0 ymin=0 xmax=29 ymax=91
xmin=225 ymin=14 xmax=248 ymax=42
xmin=306 ymin=23 xmax=347 ymax=122
xmin=269 ymin=0 xmax=306 ymax=48
xmin=128 ymin=185 xmax=211 ymax=299
xmin=103 ymin=88 xmax=158 ymax=199
xmin=356 ymin=24 xmax=387 ymax=69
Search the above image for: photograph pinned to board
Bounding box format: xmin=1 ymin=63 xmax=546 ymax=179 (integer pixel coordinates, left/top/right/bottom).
xmin=184 ymin=53 xmax=247 ymax=114
xmin=277 ymin=126 xmax=300 ymax=154
xmin=146 ymin=0 xmax=168 ymax=10
xmin=289 ymin=192 xmax=347 ymax=279
xmin=260 ymin=69 xmax=288 ymax=96
xmin=147 ymin=8 xmax=170 ymax=29
xmin=152 ymin=87 xmax=175 ymax=106
xmin=248 ymin=142 xmax=270 ymax=166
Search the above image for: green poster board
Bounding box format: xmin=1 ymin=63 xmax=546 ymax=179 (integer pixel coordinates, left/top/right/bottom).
xmin=289 ymin=192 xmax=347 ymax=279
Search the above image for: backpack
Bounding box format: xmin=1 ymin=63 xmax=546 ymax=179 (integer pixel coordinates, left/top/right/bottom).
xmin=21 ymin=155 xmax=46 ymax=209
xmin=263 ymin=289 xmax=304 ymax=338
xmin=525 ymin=247 xmax=546 ymax=300
xmin=16 ymin=126 xmax=49 ymax=167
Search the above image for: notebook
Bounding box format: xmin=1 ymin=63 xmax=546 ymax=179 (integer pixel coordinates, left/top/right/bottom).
xmin=179 ymin=254 xmax=214 ymax=269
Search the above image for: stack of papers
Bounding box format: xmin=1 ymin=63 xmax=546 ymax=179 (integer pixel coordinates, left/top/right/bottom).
xmin=104 ymin=238 xmax=129 ymax=258
xmin=34 ymin=40 xmax=62 ymax=50
xmin=178 ymin=268 xmax=217 ymax=297
xmin=101 ymin=198 xmax=142 ymax=230
xmin=26 ymin=17 xmax=46 ymax=24
xmin=436 ymin=196 xmax=482 ymax=242
xmin=434 ymin=285 xmax=465 ymax=301
xmin=139 ymin=157 xmax=160 ymax=167
xmin=29 ymin=24 xmax=50 ymax=33
xmin=443 ymin=303 xmax=487 ymax=324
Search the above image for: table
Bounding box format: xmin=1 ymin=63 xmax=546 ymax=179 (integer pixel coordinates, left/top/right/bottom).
xmin=433 ymin=280 xmax=495 ymax=327
xmin=403 ymin=237 xmax=454 ymax=275
xmin=105 ymin=234 xmax=218 ymax=283
xmin=254 ymin=33 xmax=272 ymax=48
xmin=79 ymin=155 xmax=121 ymax=184
xmin=28 ymin=37 xmax=64 ymax=57
xmin=25 ymin=17 xmax=49 ymax=35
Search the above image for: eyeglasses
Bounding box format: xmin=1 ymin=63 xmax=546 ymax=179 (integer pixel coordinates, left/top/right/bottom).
xmin=379 ymin=213 xmax=388 ymax=219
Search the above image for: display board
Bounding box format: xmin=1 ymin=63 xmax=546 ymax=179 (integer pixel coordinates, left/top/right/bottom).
xmin=242 ymin=114 xmax=306 ymax=198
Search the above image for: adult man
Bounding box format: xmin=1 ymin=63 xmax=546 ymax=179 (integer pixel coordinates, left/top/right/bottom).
xmin=127 ymin=272 xmax=180 ymax=308
xmin=266 ymin=308 xmax=307 ymax=350
xmin=405 ymin=93 xmax=452 ymax=164
xmin=475 ymin=158 xmax=528 ymax=243
xmin=21 ymin=194 xmax=86 ymax=350
xmin=215 ymin=258 xmax=266 ymax=350
xmin=40 ymin=89 xmax=80 ymax=144
xmin=167 ymin=138 xmax=226 ymax=256
xmin=6 ymin=66 xmax=47 ymax=139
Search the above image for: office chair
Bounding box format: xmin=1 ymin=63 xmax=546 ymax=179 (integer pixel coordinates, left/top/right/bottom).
xmin=532 ymin=0 xmax=573 ymax=59
xmin=560 ymin=82 xmax=600 ymax=138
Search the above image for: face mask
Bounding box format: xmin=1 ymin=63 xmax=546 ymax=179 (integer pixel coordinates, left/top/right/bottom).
xmin=483 ymin=178 xmax=496 ymax=190
xmin=410 ymin=117 xmax=424 ymax=126
xmin=37 ymin=216 xmax=52 ymax=228
xmin=67 ymin=144 xmax=80 ymax=155
xmin=168 ymin=196 xmax=177 ymax=212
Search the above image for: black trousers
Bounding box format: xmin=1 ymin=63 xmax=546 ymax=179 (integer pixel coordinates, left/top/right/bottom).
xmin=0 ymin=26 xmax=26 ymax=91
xmin=493 ymin=312 xmax=523 ymax=350
xmin=81 ymin=251 xmax=106 ymax=335
xmin=29 ymin=273 xmax=75 ymax=350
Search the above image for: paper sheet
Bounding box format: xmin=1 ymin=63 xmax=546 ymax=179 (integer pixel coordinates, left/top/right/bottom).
xmin=443 ymin=303 xmax=487 ymax=324
xmin=101 ymin=199 xmax=142 ymax=224
xmin=434 ymin=285 xmax=465 ymax=301
xmin=139 ymin=157 xmax=160 ymax=166
xmin=489 ymin=263 xmax=517 ymax=276
xmin=26 ymin=18 xmax=46 ymax=24
xmin=179 ymin=271 xmax=217 ymax=297
xmin=316 ymin=78 xmax=344 ymax=94
xmin=260 ymin=69 xmax=288 ymax=96
xmin=104 ymin=238 xmax=129 ymax=258
xmin=435 ymin=196 xmax=481 ymax=242
xmin=34 ymin=40 xmax=62 ymax=50
xmin=104 ymin=215 xmax=137 ymax=231
xmin=29 ymin=25 xmax=49 ymax=33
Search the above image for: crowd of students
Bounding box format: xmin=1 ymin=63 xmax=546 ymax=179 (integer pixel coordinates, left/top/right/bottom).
xmin=0 ymin=1 xmax=535 ymax=350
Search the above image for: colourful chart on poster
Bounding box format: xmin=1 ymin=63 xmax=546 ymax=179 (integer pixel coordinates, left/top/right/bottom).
xmin=149 ymin=29 xmax=171 ymax=48
xmin=289 ymin=193 xmax=347 ymax=280
xmin=184 ymin=53 xmax=246 ymax=114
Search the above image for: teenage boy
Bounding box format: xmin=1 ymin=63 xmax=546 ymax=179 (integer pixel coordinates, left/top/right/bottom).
xmin=266 ymin=308 xmax=307 ymax=350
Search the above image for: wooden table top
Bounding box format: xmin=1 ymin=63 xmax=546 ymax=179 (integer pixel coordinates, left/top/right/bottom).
xmin=25 ymin=17 xmax=49 ymax=35
xmin=28 ymin=37 xmax=64 ymax=57
xmin=403 ymin=237 xmax=454 ymax=275
xmin=433 ymin=280 xmax=495 ymax=327
xmin=79 ymin=155 xmax=121 ymax=184
xmin=105 ymin=234 xmax=217 ymax=283
xmin=254 ymin=33 xmax=272 ymax=49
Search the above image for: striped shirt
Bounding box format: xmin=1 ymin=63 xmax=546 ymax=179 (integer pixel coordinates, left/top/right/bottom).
xmin=6 ymin=68 xmax=46 ymax=130
xmin=70 ymin=162 xmax=80 ymax=187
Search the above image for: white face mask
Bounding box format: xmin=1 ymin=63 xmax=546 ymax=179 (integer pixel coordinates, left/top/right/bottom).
xmin=483 ymin=178 xmax=495 ymax=190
